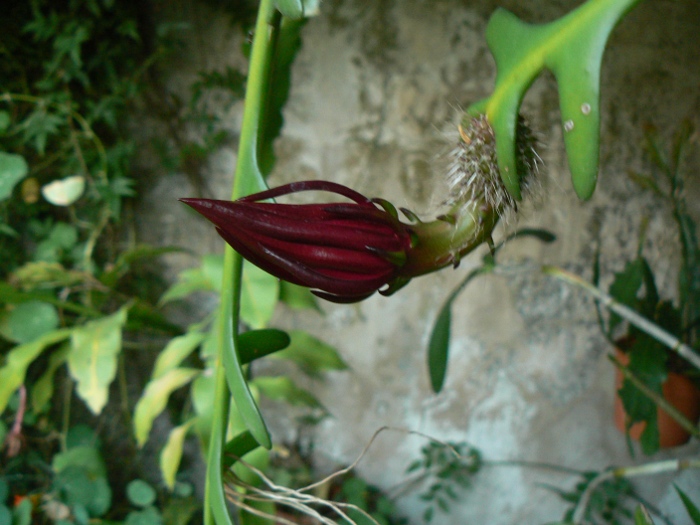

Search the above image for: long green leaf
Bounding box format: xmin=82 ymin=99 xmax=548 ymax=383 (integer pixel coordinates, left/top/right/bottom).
xmin=67 ymin=305 xmax=129 ymax=414
xmin=220 ymin=252 xmax=271 ymax=448
xmin=676 ymin=485 xmax=700 ymax=525
xmin=428 ymin=303 xmax=452 ymax=393
xmin=427 ymin=267 xmax=491 ymax=393
xmin=0 ymin=328 xmax=72 ymax=414
xmin=633 ymin=505 xmax=655 ymax=525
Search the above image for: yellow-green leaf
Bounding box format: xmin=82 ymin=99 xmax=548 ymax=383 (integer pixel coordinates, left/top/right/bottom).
xmin=160 ymin=419 xmax=196 ymax=490
xmin=0 ymin=328 xmax=71 ymax=414
xmin=134 ymin=368 xmax=200 ymax=447
xmin=67 ymin=306 xmax=129 ymax=414
xmin=152 ymin=331 xmax=206 ymax=380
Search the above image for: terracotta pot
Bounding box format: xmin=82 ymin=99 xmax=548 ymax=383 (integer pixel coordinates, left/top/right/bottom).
xmin=614 ymin=349 xmax=700 ymax=448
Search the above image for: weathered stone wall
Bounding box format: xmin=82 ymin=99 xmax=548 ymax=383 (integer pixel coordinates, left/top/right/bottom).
xmin=137 ymin=0 xmax=700 ymax=522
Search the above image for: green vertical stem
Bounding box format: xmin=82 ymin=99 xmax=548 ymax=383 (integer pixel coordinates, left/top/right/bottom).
xmin=204 ymin=364 xmax=233 ymax=525
xmin=204 ymin=0 xmax=279 ymax=522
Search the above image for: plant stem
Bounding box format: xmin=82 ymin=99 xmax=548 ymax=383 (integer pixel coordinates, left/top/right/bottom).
xmin=542 ymin=265 xmax=700 ymax=370
xmin=572 ymin=458 xmax=700 ymax=524
xmin=204 ymin=0 xmax=277 ymax=522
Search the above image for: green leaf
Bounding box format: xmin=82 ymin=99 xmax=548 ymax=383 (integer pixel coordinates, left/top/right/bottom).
xmin=617 ymin=330 xmax=668 ymax=454
xmin=67 ymin=306 xmax=129 ymax=414
xmin=222 ymin=430 xmax=260 ymax=469
xmin=252 ymin=376 xmax=322 ymax=408
xmin=160 ymin=494 xmax=199 ymax=525
xmin=12 ymin=497 xmax=32 ymax=525
xmin=127 ymin=479 xmax=157 ymax=508
xmin=66 ymin=424 xmax=99 ymax=449
xmin=267 ymin=330 xmax=346 ymax=376
xmin=0 ymin=224 xmax=18 ymax=238
xmin=0 ymin=504 xmax=10 ymax=525
xmin=0 ymin=111 xmax=10 ymax=132
xmin=0 ymin=300 xmax=59 ymax=344
xmin=33 ymin=222 xmax=78 ymax=263
xmin=0 ymin=152 xmax=28 ymax=202
xmin=201 ymin=253 xmax=224 ymax=291
xmin=231 ymin=445 xmax=270 ymax=487
xmin=160 ymin=419 xmax=196 ymax=490
xmin=428 ymin=302 xmax=452 ymax=393
xmin=240 ymin=500 xmax=277 ymax=525
xmin=426 ymin=266 xmax=492 ymax=394
xmin=21 ymin=109 xmax=63 ymax=155
xmin=507 ymin=228 xmax=557 ymax=244
xmin=134 ymin=368 xmax=199 ymax=447
xmin=52 ymin=445 xmax=106 ymax=478
xmin=0 ymin=478 xmax=8 ymax=503
xmin=238 ymin=328 xmax=291 ymax=364
xmin=152 ymin=331 xmax=206 ymax=379
xmin=102 ymin=245 xmax=186 ymax=288
xmin=124 ymin=506 xmax=162 ymax=525
xmin=240 ymin=261 xmax=279 ymax=329
xmin=158 ymin=253 xmax=224 ymax=305
xmin=189 ymin=373 xmax=214 ymax=447
xmin=0 ymin=328 xmax=71 ymax=414
xmin=5 ymin=262 xmax=90 ymax=294
xmin=675 ymin=485 xmax=700 ymax=525
xmin=633 ymin=505 xmax=655 ymax=525
xmin=31 ymin=343 xmax=69 ymax=413
xmin=609 ymin=258 xmax=645 ymax=333
xmin=470 ymin=0 xmax=643 ymax=199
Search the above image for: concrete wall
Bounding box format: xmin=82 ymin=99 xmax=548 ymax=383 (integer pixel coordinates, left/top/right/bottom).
xmin=137 ymin=0 xmax=700 ymax=522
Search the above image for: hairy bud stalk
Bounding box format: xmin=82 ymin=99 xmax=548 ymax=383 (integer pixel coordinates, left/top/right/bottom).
xmin=181 ymin=114 xmax=539 ymax=302
xmin=400 ymin=113 xmax=540 ymax=276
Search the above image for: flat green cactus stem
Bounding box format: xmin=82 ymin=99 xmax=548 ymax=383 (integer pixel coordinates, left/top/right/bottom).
xmin=469 ymin=0 xmax=645 ymax=200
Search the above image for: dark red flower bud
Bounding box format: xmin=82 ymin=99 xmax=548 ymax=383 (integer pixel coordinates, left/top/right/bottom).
xmin=180 ymin=181 xmax=413 ymax=303
xmin=181 ymin=114 xmax=541 ymax=303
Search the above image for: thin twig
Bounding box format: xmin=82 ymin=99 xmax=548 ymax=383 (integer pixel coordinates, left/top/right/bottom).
xmin=540 ymin=265 xmax=700 ymax=370
xmin=572 ymin=458 xmax=700 ymax=524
